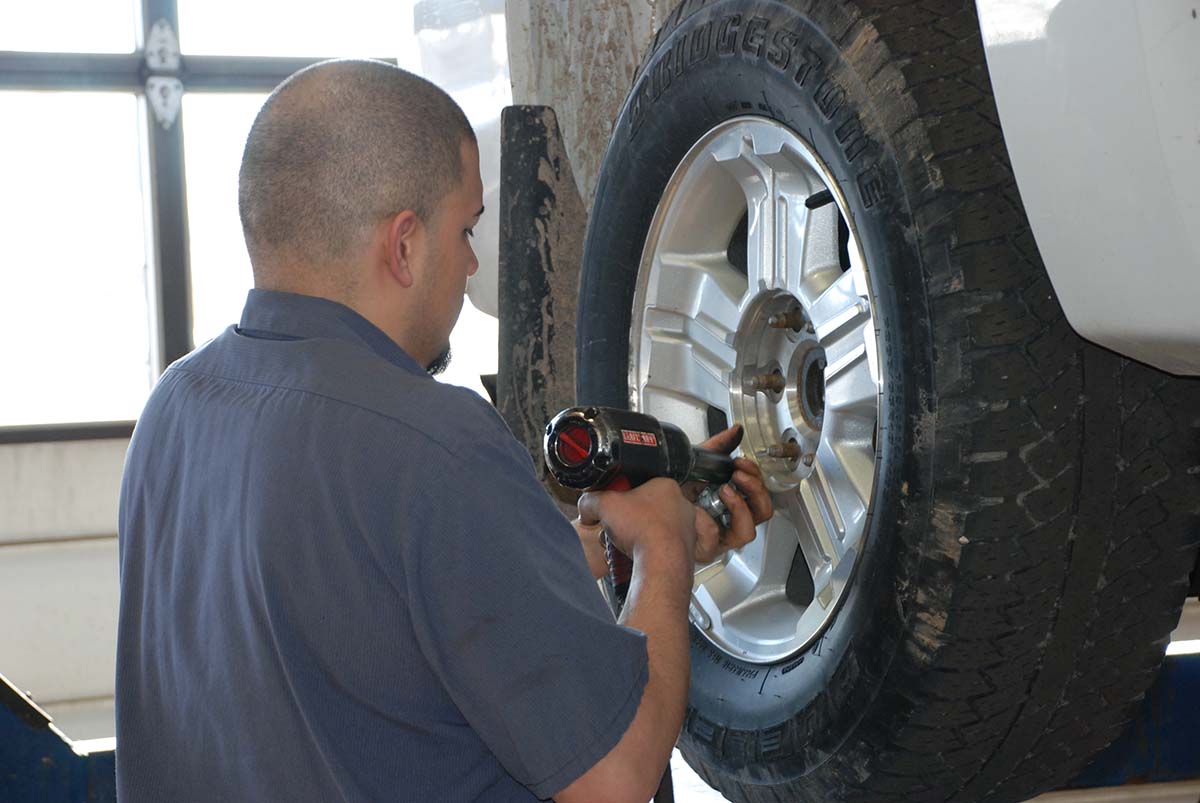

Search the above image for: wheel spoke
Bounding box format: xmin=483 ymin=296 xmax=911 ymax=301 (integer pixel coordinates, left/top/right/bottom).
xmin=824 ymin=343 xmax=877 ymax=418
xmin=797 ymin=201 xmax=843 ymax=305
xmin=642 ymin=328 xmax=732 ymax=414
xmin=711 ymin=131 xmax=823 ymax=300
xmin=823 ymin=433 xmax=876 ymax=538
xmin=715 ymin=143 xmax=775 ymax=293
xmin=719 ymin=585 xmax=792 ymax=638
xmin=746 ymin=181 xmax=822 ymax=299
xmin=808 ymin=269 xmax=867 ymax=337
xmin=731 ymin=514 xmax=800 ymax=589
xmin=790 ymin=476 xmax=842 ymax=563
xmin=821 ymin=314 xmax=881 ymax=434
xmin=747 ymin=190 xmax=780 ymax=294
xmin=647 ymin=254 xmax=743 ymax=342
xmin=694 ymin=557 xmax=727 ymax=587
xmin=784 ymin=493 xmax=836 ymax=607
xmin=642 ymin=255 xmax=740 ymax=416
xmin=691 ymin=512 xmax=801 ymax=638
xmin=692 ymin=552 xmax=756 ymax=624
xmin=814 ymin=438 xmax=869 ymax=550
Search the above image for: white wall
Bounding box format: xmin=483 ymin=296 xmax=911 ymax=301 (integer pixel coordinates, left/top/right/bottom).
xmin=0 ymin=438 xmax=127 ymax=740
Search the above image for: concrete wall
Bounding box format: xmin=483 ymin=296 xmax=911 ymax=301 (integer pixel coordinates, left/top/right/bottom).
xmin=505 ymin=0 xmax=674 ymax=210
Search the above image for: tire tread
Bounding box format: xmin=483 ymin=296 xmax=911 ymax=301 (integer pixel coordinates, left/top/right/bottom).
xmin=607 ymin=1 xmax=1200 ymax=800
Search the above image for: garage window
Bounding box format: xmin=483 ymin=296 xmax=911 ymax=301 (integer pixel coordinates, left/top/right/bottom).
xmin=0 ymin=0 xmax=404 ymax=439
xmin=0 ymin=92 xmax=151 ymax=427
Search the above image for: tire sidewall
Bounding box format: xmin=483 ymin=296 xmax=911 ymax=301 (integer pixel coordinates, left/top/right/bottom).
xmin=577 ymin=0 xmax=935 ymax=779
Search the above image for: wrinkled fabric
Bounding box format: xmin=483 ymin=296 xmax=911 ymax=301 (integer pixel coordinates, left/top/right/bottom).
xmin=116 ymin=289 xmax=647 ymax=802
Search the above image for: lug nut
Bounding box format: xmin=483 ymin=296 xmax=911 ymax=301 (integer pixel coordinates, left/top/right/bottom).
xmin=767 ymin=307 xmax=813 ymax=333
xmin=801 ymin=453 xmax=815 ymax=467
xmin=751 ymin=371 xmax=787 ymax=394
xmin=763 ymin=442 xmax=802 ymax=460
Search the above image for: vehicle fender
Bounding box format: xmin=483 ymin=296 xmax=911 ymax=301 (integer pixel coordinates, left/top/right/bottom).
xmin=976 ymin=0 xmax=1200 ymax=374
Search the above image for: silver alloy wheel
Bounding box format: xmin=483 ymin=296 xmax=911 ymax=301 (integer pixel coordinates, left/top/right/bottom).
xmin=629 ymin=117 xmax=883 ymax=664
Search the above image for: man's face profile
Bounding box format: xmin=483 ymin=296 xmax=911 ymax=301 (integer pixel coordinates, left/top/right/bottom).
xmin=415 ymin=138 xmax=483 ymax=377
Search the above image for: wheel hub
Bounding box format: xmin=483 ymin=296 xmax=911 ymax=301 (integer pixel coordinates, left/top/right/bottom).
xmin=732 ymin=292 xmax=826 ymax=490
xmin=629 ymin=117 xmax=884 ymax=663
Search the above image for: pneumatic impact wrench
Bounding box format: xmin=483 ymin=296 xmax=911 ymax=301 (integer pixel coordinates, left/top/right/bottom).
xmin=543 ymin=406 xmax=736 ymax=608
xmin=543 ymin=406 xmax=737 ymax=803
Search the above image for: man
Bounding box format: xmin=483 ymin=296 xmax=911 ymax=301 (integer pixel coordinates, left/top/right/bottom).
xmin=117 ymin=59 xmax=771 ymax=802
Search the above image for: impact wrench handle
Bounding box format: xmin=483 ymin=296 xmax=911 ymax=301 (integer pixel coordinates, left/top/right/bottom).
xmin=599 ymin=474 xmax=635 ymax=607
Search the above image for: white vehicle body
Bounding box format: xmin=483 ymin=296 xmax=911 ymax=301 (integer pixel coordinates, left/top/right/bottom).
xmin=413 ymin=0 xmax=509 ymax=323
xmin=976 ymin=0 xmax=1200 ymax=375
xmin=491 ymin=1 xmax=1200 ymax=375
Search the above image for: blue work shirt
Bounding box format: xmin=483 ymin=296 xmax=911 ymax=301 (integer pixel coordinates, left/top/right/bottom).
xmin=116 ymin=289 xmax=648 ymax=802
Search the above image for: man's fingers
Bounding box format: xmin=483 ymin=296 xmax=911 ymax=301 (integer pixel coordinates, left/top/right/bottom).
xmin=719 ymin=483 xmax=758 ymax=548
xmin=575 ymin=518 xmax=603 ymax=537
xmin=733 ymin=456 xmax=763 ymax=480
xmin=576 ymin=490 xmax=606 ymax=527
xmin=733 ymin=468 xmax=773 ymax=525
xmin=693 ymin=507 xmax=722 ymax=565
xmin=699 ymin=424 xmax=744 ymax=456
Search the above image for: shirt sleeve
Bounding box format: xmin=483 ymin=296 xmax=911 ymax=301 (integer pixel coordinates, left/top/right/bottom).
xmin=398 ymin=418 xmax=649 ymax=798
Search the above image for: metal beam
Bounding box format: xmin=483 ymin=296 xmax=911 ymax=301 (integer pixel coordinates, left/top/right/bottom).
xmin=182 ymin=55 xmax=397 ymax=92
xmin=0 ymin=51 xmax=399 ymax=94
xmin=139 ymin=0 xmax=192 ymax=370
xmin=0 ymin=422 xmax=134 ymax=445
xmin=141 ymin=100 xmax=192 ymax=370
xmin=0 ymin=52 xmax=142 ymax=91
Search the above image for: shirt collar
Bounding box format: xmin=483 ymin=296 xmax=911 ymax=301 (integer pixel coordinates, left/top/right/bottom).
xmin=237 ymin=289 xmax=426 ymax=376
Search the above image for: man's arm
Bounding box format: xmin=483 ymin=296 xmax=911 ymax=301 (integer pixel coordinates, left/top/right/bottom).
xmin=556 ymin=550 xmax=692 ymax=802
xmin=557 ymin=428 xmax=774 ymax=801
xmin=555 ymin=479 xmax=694 ymax=803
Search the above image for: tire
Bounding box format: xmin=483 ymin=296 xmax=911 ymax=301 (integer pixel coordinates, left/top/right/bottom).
xmin=575 ymin=1 xmax=1200 ymax=801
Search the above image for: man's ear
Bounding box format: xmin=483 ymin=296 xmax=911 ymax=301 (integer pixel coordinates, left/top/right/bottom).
xmin=386 ymin=210 xmax=422 ymax=288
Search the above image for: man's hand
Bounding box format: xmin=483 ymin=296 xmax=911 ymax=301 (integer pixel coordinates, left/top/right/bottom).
xmin=572 ymin=425 xmax=775 ymax=577
xmin=578 ymin=477 xmax=697 ymax=571
xmin=689 ymin=425 xmax=774 ymax=565
xmin=572 ymin=517 xmax=608 ymax=580
xmin=558 ymin=429 xmax=772 ymax=803
xmin=560 ymin=484 xmax=696 ymax=803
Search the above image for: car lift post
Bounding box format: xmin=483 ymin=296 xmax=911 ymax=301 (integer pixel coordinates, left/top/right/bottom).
xmin=495 ymin=104 xmax=585 ymax=495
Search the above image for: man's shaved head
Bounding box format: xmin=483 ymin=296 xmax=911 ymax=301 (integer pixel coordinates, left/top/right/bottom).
xmin=238 ymin=59 xmax=475 ymax=292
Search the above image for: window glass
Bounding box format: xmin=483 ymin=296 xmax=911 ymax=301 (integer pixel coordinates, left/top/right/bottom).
xmin=183 ymin=0 xmax=510 ymax=400
xmin=182 ymin=93 xmax=267 ymax=347
xmin=0 ymin=92 xmax=150 ymax=426
xmin=177 ymin=0 xmax=415 ymax=59
xmin=0 ymin=1 xmax=135 ymax=53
